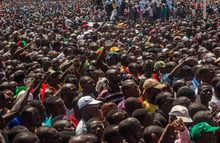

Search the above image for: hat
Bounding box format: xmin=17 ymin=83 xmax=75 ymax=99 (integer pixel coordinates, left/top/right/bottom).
xmin=169 ymin=105 xmax=193 ymax=123
xmin=190 ymin=122 xmax=220 ymax=142
xmin=143 ymin=78 xmax=166 ymax=90
xmin=154 ymin=61 xmax=166 ymax=71
xmin=110 ymin=47 xmax=120 ymax=52
xmin=78 ymin=96 xmax=102 ymax=109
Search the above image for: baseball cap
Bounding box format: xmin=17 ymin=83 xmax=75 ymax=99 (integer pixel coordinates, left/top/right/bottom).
xmin=143 ymin=78 xmax=166 ymax=90
xmin=169 ymin=105 xmax=193 ymax=123
xmin=78 ymin=96 xmax=102 ymax=109
xmin=154 ymin=61 xmax=166 ymax=71
xmin=190 ymin=122 xmax=220 ymax=143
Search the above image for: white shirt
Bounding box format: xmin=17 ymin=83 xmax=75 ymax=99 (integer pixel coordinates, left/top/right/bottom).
xmin=116 ymin=0 xmax=121 ymax=7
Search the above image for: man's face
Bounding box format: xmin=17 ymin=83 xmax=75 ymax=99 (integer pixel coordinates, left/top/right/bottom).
xmin=125 ymin=82 xmax=140 ymax=98
xmin=83 ymin=104 xmax=100 ymax=118
xmin=199 ymin=86 xmax=213 ymax=103
xmin=88 ymin=120 xmax=104 ymax=139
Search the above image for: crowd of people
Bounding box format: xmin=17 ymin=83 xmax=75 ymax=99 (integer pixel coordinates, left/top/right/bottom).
xmin=0 ymin=0 xmax=220 ymax=143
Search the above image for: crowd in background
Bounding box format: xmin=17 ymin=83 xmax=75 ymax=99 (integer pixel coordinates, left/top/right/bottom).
xmin=0 ymin=0 xmax=220 ymax=143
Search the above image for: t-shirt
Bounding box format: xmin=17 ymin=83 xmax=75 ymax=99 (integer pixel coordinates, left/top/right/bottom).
xmin=75 ymin=119 xmax=87 ymax=135
xmin=139 ymin=98 xmax=158 ymax=115
xmin=98 ymin=88 xmax=124 ymax=104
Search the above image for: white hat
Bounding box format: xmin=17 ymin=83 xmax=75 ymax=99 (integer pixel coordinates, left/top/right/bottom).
xmin=77 ymin=96 xmax=102 ymax=109
xmin=169 ymin=105 xmax=193 ymax=123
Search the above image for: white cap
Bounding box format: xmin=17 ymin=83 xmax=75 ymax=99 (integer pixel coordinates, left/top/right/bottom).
xmin=77 ymin=96 xmax=102 ymax=109
xmin=169 ymin=105 xmax=193 ymax=123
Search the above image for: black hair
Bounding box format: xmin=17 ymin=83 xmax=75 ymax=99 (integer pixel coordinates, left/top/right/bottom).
xmin=188 ymin=103 xmax=207 ymax=118
xmin=125 ymin=97 xmax=143 ymax=115
xmin=104 ymin=125 xmax=121 ymax=143
xmin=59 ymin=131 xmax=74 ymax=143
xmin=143 ymin=125 xmax=164 ymax=143
xmin=176 ymin=86 xmax=195 ymax=101
xmin=8 ymin=126 xmax=29 ymax=143
xmin=155 ymin=92 xmax=173 ymax=108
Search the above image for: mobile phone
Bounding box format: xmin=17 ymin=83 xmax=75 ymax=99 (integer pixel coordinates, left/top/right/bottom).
xmin=105 ymin=41 xmax=113 ymax=47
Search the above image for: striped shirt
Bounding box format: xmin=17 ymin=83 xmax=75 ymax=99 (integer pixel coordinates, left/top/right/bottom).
xmin=98 ymin=87 xmax=124 ymax=105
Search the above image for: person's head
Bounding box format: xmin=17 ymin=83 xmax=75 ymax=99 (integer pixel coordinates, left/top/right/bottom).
xmin=125 ymin=97 xmax=143 ymax=116
xmin=36 ymin=126 xmax=59 ymax=143
xmin=122 ymin=80 xmax=140 ymax=98
xmin=64 ymin=74 xmax=78 ymax=88
xmin=13 ymin=132 xmax=40 ymax=143
xmin=155 ymin=92 xmax=174 ymax=112
xmin=77 ymin=96 xmax=102 ymax=120
xmin=190 ymin=122 xmax=219 ymax=143
xmin=105 ymin=69 xmax=121 ymax=84
xmin=198 ymin=64 xmax=215 ymax=84
xmin=168 ymin=105 xmax=193 ymax=124
xmin=132 ymin=109 xmax=154 ymax=127
xmin=79 ymin=76 xmax=96 ymax=93
xmin=143 ymin=60 xmax=154 ymax=76
xmin=143 ymin=125 xmax=164 ymax=143
xmin=105 ymin=52 xmax=119 ymax=66
xmin=128 ymin=63 xmax=138 ymax=77
xmin=153 ymin=61 xmax=166 ymax=77
xmin=104 ymin=125 xmax=124 ymax=143
xmin=188 ymin=103 xmax=207 ymax=118
xmin=119 ymin=117 xmax=143 ymax=142
xmin=172 ymin=96 xmax=191 ymax=108
xmin=58 ymin=131 xmax=74 ymax=143
xmin=101 ymin=102 xmax=118 ymax=118
xmin=52 ymin=119 xmax=75 ymax=132
xmin=43 ymin=96 xmax=65 ymax=117
xmin=87 ymin=118 xmax=104 ymax=140
xmin=68 ymin=134 xmax=99 ymax=143
xmin=172 ymin=80 xmax=186 ymax=93
xmin=60 ymin=83 xmax=78 ymax=108
xmin=20 ymin=106 xmax=41 ymax=131
xmin=106 ymin=109 xmax=128 ymax=125
xmin=7 ymin=125 xmax=29 ymax=143
xmin=193 ymin=110 xmax=216 ymax=126
xmin=176 ymin=86 xmax=196 ymax=103
xmin=28 ymin=100 xmax=46 ymax=122
xmin=198 ymin=83 xmax=213 ymax=107
xmin=142 ymin=78 xmax=166 ymax=103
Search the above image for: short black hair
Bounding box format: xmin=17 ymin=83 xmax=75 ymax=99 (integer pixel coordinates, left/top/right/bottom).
xmin=188 ymin=103 xmax=207 ymax=118
xmin=104 ymin=125 xmax=121 ymax=143
xmin=143 ymin=125 xmax=164 ymax=143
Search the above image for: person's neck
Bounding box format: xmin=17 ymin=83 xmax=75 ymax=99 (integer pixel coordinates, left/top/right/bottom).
xmin=126 ymin=137 xmax=138 ymax=143
xmin=109 ymin=82 xmax=120 ymax=92
xmin=64 ymin=101 xmax=72 ymax=110
xmin=202 ymin=101 xmax=209 ymax=109
xmin=24 ymin=123 xmax=36 ymax=132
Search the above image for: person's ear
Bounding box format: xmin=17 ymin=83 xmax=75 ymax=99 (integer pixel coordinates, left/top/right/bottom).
xmin=151 ymin=133 xmax=159 ymax=143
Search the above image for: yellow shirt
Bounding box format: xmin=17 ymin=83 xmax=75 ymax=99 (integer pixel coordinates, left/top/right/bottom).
xmin=142 ymin=100 xmax=159 ymax=115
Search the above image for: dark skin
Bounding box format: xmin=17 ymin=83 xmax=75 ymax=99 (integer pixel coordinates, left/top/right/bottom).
xmin=0 ymin=77 xmax=35 ymax=129
xmin=69 ymin=134 xmax=99 ymax=143
xmin=105 ymin=69 xmax=121 ymax=93
xmin=22 ymin=107 xmax=41 ymax=132
xmin=87 ymin=120 xmax=104 ymax=141
xmin=199 ymin=86 xmax=213 ymax=108
xmin=60 ymin=83 xmax=78 ymax=110
xmin=122 ymin=80 xmax=140 ymax=98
